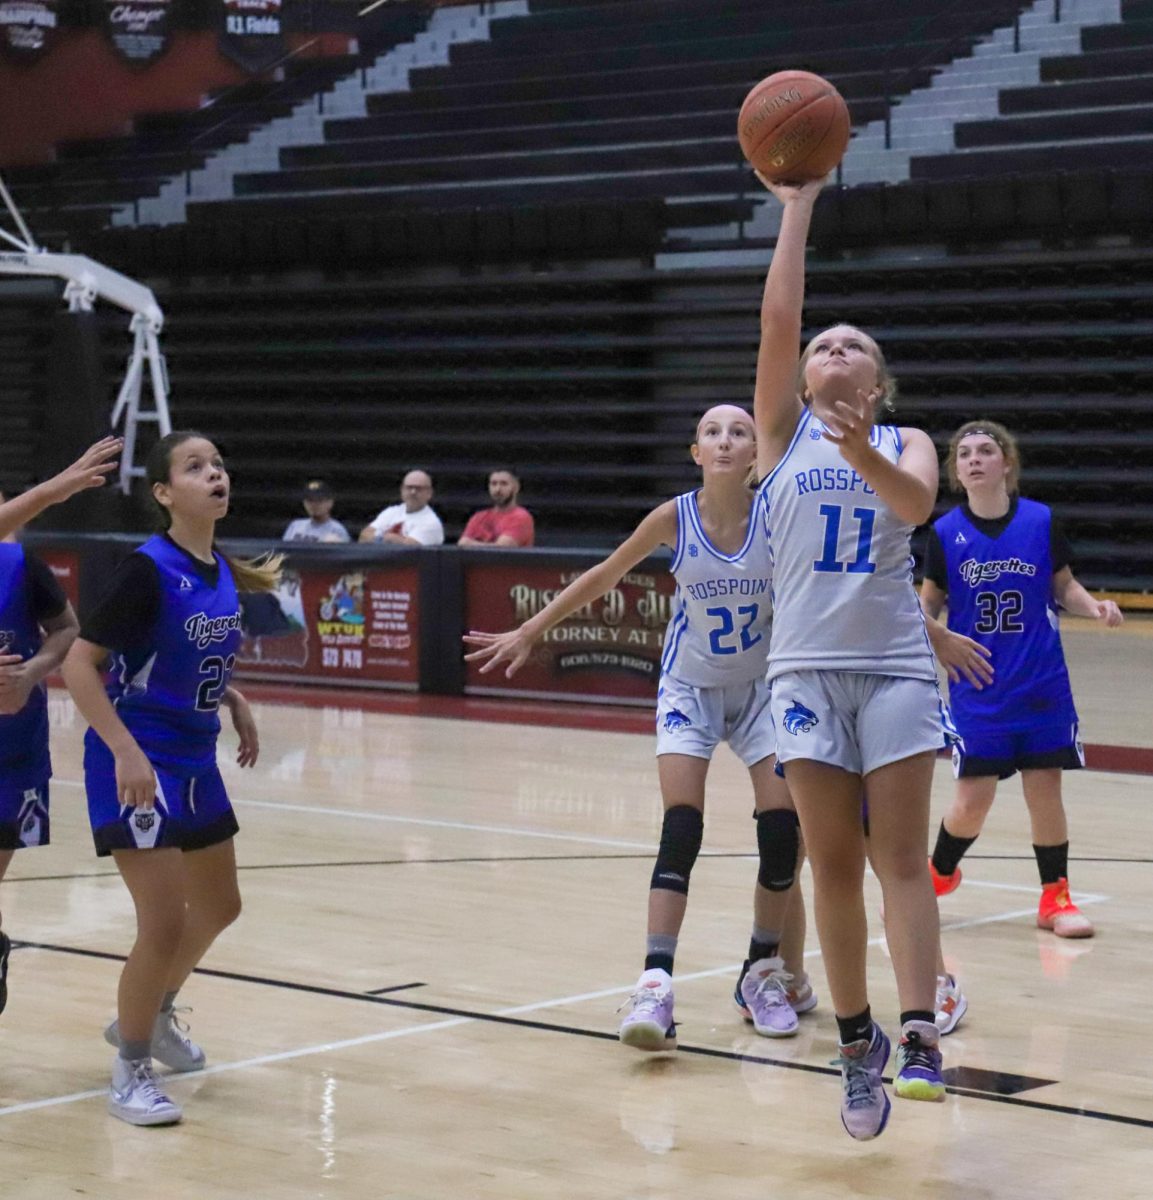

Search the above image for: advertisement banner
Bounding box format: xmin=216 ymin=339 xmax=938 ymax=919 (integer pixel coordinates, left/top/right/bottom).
xmin=463 ymin=561 xmax=674 ymax=704
xmin=0 ymin=0 xmax=59 ymax=61
xmin=218 ymin=0 xmax=284 ymax=73
xmin=237 ymin=563 xmax=419 ymax=688
xmin=102 ymin=0 xmax=173 ymax=67
xmin=36 ymin=548 xmax=79 ymax=609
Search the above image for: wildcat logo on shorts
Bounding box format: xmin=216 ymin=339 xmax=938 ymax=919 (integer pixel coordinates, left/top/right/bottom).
xmin=783 ymin=700 xmax=819 ymax=735
xmin=664 ymin=708 xmax=692 ymax=733
xmin=128 ymin=807 xmax=163 ymax=849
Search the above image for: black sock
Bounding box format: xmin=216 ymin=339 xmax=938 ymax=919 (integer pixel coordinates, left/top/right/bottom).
xmin=644 ymin=952 xmax=674 ymax=974
xmin=836 ymin=1007 xmax=873 ymax=1046
xmin=900 ymin=1009 xmax=936 ymax=1029
xmin=931 ymin=822 xmax=977 ymax=876
xmin=1033 ymin=842 xmax=1069 ymax=886
xmin=747 ymin=936 xmax=780 ymax=963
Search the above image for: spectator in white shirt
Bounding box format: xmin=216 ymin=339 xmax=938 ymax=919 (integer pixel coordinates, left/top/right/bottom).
xmin=359 ymin=469 xmax=444 ymax=546
xmin=283 ymin=480 xmax=351 ymax=543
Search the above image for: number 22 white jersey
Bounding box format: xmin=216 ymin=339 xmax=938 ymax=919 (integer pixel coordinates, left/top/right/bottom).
xmin=760 ymin=407 xmax=936 ymax=684
xmin=660 ymin=490 xmax=774 ymax=687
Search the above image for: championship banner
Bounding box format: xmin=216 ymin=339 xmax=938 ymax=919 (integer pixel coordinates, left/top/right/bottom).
xmin=35 ymin=549 xmax=79 ymax=609
xmin=0 ymin=0 xmax=59 ymax=61
xmin=102 ymin=0 xmax=173 ymax=67
xmin=236 ymin=563 xmax=419 ymax=688
xmin=463 ymin=561 xmax=675 ymax=704
xmin=218 ymin=0 xmax=284 ymax=73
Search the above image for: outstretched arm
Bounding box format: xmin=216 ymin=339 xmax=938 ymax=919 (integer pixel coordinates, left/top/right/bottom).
xmin=0 ymin=437 xmax=121 ymax=540
xmin=753 ymin=175 xmax=825 ymax=478
xmin=463 ymin=502 xmax=677 ymax=677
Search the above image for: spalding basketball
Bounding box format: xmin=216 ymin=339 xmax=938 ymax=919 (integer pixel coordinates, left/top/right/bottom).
xmin=738 ymin=70 xmax=851 ymax=182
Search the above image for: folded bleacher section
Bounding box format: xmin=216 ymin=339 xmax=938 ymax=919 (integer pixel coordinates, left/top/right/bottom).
xmin=3 ymin=0 xmax=1153 ymax=589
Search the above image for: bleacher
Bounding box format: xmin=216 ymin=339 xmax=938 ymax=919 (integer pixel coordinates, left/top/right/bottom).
xmin=3 ymin=0 xmax=1153 ymax=589
xmin=130 ymin=241 xmax=1153 ymax=589
xmin=0 ymin=6 xmax=427 ymax=244
xmin=181 ymin=0 xmax=1027 ymax=246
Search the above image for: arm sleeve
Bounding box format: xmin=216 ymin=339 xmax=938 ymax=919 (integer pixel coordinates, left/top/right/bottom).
xmin=79 ymin=554 xmax=162 ymax=652
xmin=922 ymin=528 xmax=949 ymax=591
xmin=1050 ymin=517 xmax=1072 ymax=574
xmin=24 ymin=552 xmax=68 ymax=622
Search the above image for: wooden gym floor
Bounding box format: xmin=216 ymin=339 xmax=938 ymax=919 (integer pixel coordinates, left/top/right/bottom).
xmin=0 ymin=615 xmax=1150 ymax=1199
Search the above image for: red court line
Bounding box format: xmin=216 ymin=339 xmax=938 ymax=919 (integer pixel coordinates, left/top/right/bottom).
xmin=239 ymin=681 xmax=1153 ymax=774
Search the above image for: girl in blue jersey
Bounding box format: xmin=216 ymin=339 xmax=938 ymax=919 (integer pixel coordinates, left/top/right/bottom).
xmin=0 ymin=436 xmax=120 ymax=1010
xmin=921 ymin=420 xmax=1122 ymax=938
xmin=465 ymin=405 xmax=812 ymax=1051
xmin=754 ymin=176 xmax=960 ymax=1140
xmin=63 ymin=431 xmax=281 ymax=1128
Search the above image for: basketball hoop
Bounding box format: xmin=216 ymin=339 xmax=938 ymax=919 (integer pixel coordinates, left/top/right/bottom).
xmin=0 ymin=172 xmax=171 ymax=495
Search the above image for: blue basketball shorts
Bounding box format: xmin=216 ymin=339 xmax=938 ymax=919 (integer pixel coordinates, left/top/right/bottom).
xmin=952 ymin=717 xmax=1084 ymax=781
xmin=84 ymin=737 xmax=239 ymax=857
xmin=0 ymin=780 xmax=50 ymax=850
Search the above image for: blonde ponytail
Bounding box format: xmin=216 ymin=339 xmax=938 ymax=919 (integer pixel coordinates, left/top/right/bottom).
xmin=221 ymin=549 xmax=284 ymax=594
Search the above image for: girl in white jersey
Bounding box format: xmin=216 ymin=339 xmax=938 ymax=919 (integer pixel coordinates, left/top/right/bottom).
xmin=465 ymin=406 xmax=812 ymax=1050
xmin=753 ymin=176 xmax=955 ymax=1141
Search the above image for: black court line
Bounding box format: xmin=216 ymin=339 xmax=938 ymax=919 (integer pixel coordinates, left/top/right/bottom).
xmin=5 ymin=850 xmax=1150 ymax=888
xmin=364 ymin=982 xmax=426 ymax=996
xmin=12 ymin=938 xmax=1153 ymax=1131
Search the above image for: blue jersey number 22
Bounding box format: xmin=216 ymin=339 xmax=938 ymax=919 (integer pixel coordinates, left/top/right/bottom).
xmin=813 ymin=504 xmax=877 ymax=574
xmin=707 ymin=604 xmax=762 ymax=656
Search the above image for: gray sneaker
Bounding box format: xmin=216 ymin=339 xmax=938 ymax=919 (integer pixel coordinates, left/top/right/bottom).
xmin=104 ymin=1008 xmax=207 ymax=1073
xmin=108 ymin=1056 xmax=183 ymax=1127
xmin=834 ymin=1024 xmax=891 ymax=1141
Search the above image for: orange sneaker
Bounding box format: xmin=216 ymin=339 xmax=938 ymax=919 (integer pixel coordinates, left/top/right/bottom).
xmin=1037 ymin=879 xmax=1094 ymax=938
xmin=928 ymin=860 xmax=962 ymax=898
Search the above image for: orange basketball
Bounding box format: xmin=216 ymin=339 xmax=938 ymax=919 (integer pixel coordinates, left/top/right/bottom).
xmin=737 ymin=70 xmax=851 ymax=182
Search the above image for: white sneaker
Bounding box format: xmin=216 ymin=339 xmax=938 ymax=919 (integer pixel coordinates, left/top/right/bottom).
xmin=108 ymin=1057 xmax=183 ymax=1127
xmin=104 ymin=1008 xmax=207 ymax=1073
xmin=934 ymin=973 xmax=968 ymax=1036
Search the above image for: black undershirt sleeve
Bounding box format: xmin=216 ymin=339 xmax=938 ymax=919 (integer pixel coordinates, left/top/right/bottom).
xmin=79 ymin=554 xmax=162 ymax=654
xmin=923 ymin=527 xmax=949 ymax=592
xmin=23 ymin=552 xmax=69 ymax=623
xmin=1050 ymin=516 xmax=1072 ymax=574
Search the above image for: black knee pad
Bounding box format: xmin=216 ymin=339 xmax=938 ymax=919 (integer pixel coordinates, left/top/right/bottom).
xmin=756 ymin=808 xmax=800 ymax=892
xmin=650 ymin=805 xmax=704 ymax=895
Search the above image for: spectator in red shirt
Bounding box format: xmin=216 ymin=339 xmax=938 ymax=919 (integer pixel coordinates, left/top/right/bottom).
xmin=458 ymin=468 xmax=535 ymax=547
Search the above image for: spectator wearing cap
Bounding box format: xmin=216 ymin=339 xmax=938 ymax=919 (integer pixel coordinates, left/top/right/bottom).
xmin=359 ymin=469 xmax=444 ymax=546
xmin=283 ymin=480 xmax=351 ymax=543
xmin=458 ymin=468 xmax=535 ymax=548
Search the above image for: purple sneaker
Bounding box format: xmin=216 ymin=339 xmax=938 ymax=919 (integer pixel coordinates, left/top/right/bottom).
xmin=833 ymin=1023 xmax=891 ymax=1141
xmin=894 ymin=1020 xmax=946 ymax=1102
xmin=619 ymin=969 xmax=677 ymax=1052
xmin=735 ymin=957 xmax=799 ymax=1037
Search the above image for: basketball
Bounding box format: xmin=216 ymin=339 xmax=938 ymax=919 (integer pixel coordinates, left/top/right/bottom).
xmin=737 ymin=70 xmax=851 ymax=182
